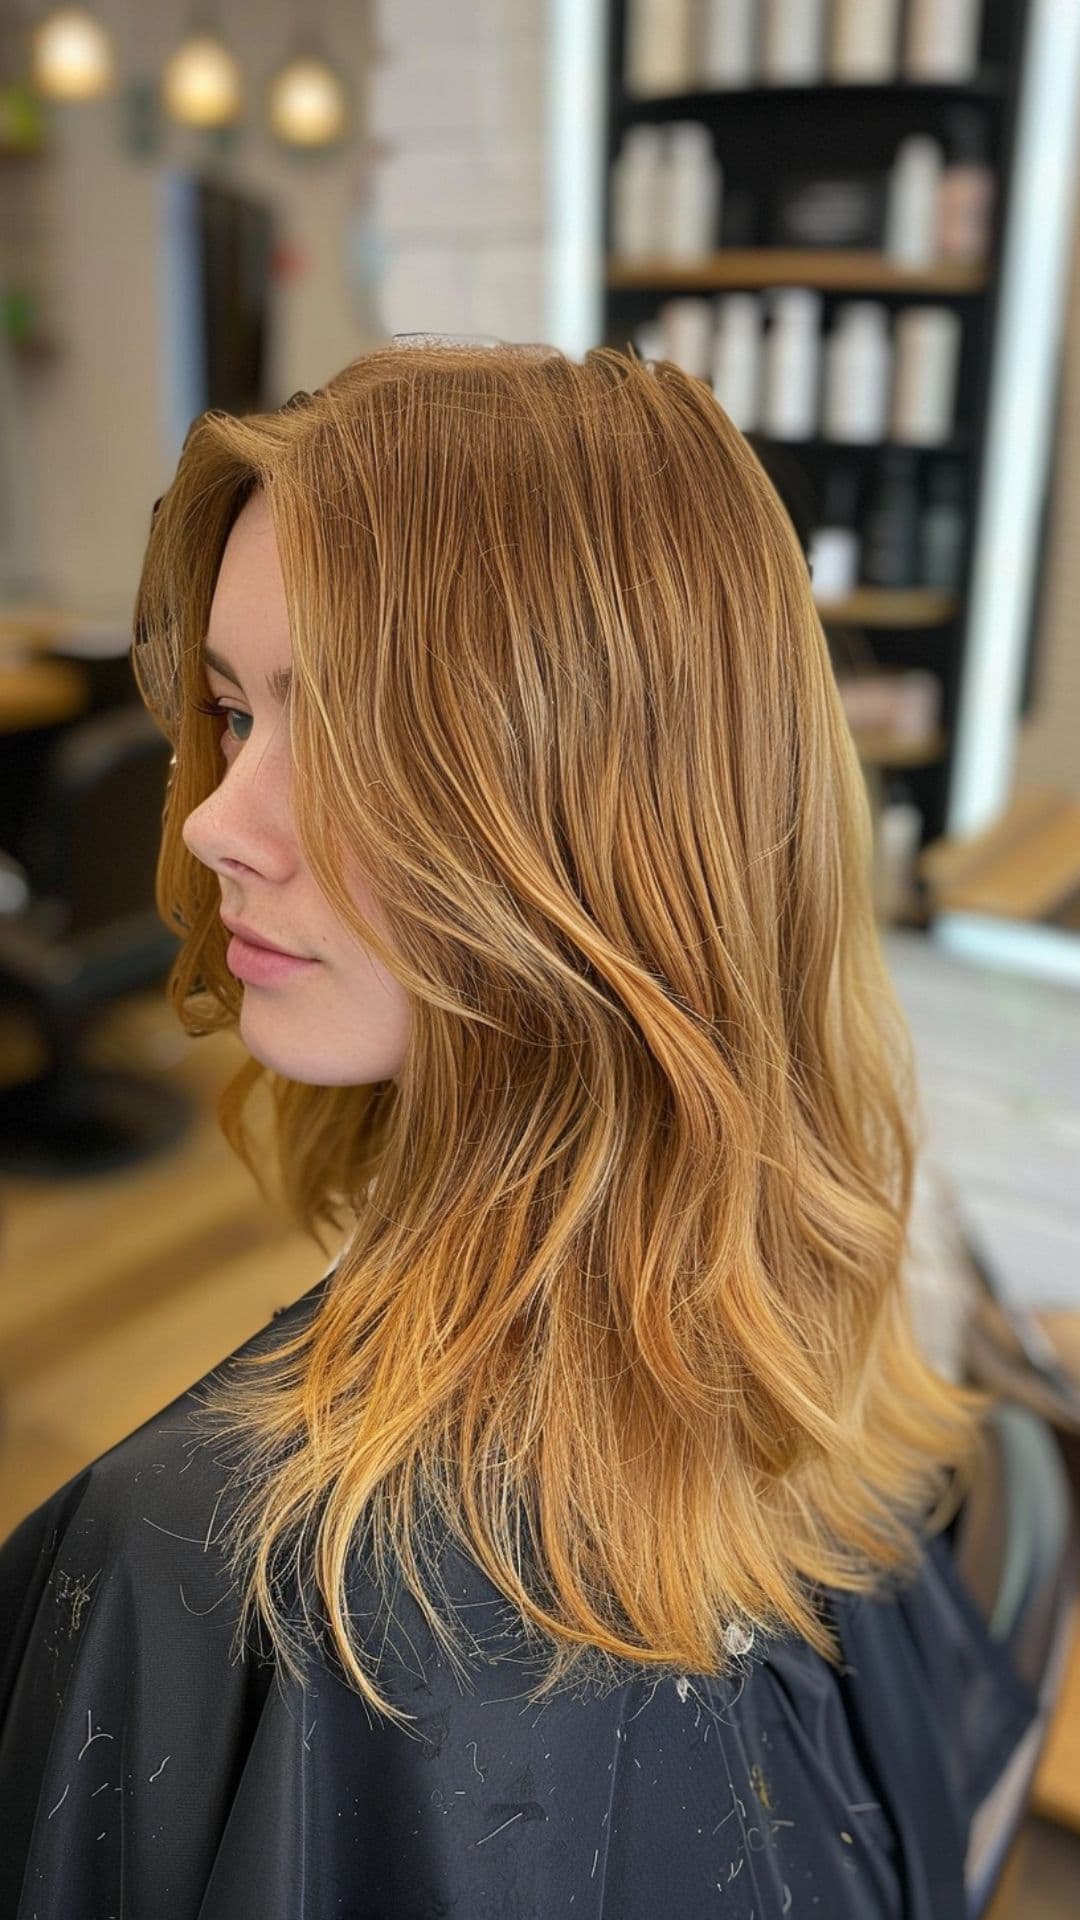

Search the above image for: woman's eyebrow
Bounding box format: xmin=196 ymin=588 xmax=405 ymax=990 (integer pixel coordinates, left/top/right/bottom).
xmin=202 ymin=643 xmax=292 ymax=703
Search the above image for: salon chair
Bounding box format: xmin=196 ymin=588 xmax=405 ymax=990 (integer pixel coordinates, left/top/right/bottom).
xmin=954 ymin=1398 xmax=1080 ymax=1916
xmin=0 ymin=704 xmax=191 ymax=1177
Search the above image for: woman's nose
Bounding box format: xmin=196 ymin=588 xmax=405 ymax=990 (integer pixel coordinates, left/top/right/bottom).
xmin=182 ymin=738 xmax=292 ymax=877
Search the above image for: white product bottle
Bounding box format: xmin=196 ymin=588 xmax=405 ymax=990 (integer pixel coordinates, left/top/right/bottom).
xmin=611 ymin=126 xmax=666 ymax=258
xmin=711 ymin=293 xmax=763 ymax=429
xmin=661 ymin=297 xmax=716 ymax=378
xmin=761 ymin=288 xmax=823 ymax=439
xmin=904 ymin=0 xmax=985 ymax=82
xmin=701 ymin=0 xmax=759 ymax=87
xmin=762 ymin=0 xmax=826 ymax=84
xmin=891 ymin=308 xmax=963 ymax=445
xmin=809 ymin=467 xmax=861 ymax=599
xmin=874 ymin=785 xmax=925 ymax=924
xmin=822 ymin=303 xmax=892 ymax=443
xmin=625 ymin=0 xmax=696 ymax=95
xmin=810 ymin=525 xmax=860 ymax=599
xmin=830 ymin=0 xmax=903 ymax=83
xmin=633 ymin=318 xmax=666 ymax=363
xmin=884 ymin=136 xmax=944 ymax=267
xmin=663 ymin=123 xmax=722 ymax=258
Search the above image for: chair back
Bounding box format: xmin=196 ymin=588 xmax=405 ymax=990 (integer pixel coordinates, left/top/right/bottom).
xmin=20 ymin=705 xmax=173 ymax=940
xmin=956 ymin=1400 xmax=1080 ymax=1916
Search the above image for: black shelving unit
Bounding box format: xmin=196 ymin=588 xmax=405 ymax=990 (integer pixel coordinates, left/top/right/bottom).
xmin=599 ymin=0 xmax=1035 ymax=850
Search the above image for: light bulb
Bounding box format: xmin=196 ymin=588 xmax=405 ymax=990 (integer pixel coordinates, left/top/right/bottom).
xmin=32 ymin=6 xmax=114 ymax=101
xmin=267 ymin=54 xmax=347 ymax=148
xmin=162 ymin=30 xmax=243 ymax=129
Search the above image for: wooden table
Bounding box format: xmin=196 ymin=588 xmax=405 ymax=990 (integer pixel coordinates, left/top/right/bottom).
xmin=0 ymin=603 xmax=94 ymax=733
xmin=0 ymin=655 xmax=90 ymax=731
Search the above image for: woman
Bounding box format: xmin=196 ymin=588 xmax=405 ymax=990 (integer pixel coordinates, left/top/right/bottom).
xmin=0 ymin=340 xmax=1035 ymax=1918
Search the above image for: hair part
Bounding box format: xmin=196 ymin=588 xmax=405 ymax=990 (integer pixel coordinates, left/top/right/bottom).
xmin=132 ymin=341 xmax=986 ymax=1730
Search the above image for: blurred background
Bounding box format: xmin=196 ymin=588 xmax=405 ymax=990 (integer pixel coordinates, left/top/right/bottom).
xmin=1 ymin=3 xmax=1079 ymax=1913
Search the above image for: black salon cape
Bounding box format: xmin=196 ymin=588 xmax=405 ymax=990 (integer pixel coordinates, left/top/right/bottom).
xmin=1 ymin=1276 xmax=1037 ymax=1920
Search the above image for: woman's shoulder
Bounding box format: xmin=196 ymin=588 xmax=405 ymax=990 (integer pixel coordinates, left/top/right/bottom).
xmin=0 ymin=1274 xmax=328 ymax=1689
xmin=1 ymin=1271 xmax=331 ymax=1610
xmin=828 ymin=1522 xmax=1039 ymax=1842
xmin=0 ymin=1273 xmax=335 ymax=1920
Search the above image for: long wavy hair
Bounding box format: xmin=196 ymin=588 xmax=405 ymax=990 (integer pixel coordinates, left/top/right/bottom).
xmin=131 ymin=340 xmax=985 ymax=1730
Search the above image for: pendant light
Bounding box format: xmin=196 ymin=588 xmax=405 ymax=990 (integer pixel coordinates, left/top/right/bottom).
xmin=266 ymin=2 xmax=348 ymax=151
xmin=31 ymin=5 xmax=114 ymax=100
xmin=162 ymin=6 xmax=242 ymax=130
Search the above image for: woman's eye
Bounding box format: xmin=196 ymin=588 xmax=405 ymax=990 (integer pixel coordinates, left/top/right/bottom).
xmin=191 ymin=696 xmax=253 ymax=745
xmin=221 ymin=709 xmax=252 ymax=745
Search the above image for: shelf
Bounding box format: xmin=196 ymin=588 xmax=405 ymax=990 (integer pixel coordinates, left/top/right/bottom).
xmin=0 ymin=657 xmax=91 ymax=735
xmin=608 ymin=251 xmax=990 ymax=293
xmin=815 ymin=589 xmax=959 ymax=628
xmin=851 ymin=727 xmax=948 ymax=768
xmin=752 ymin=433 xmax=969 ymax=459
xmin=600 ymin=9 xmax=1036 ymax=862
xmin=616 ymin=73 xmax=1007 ymax=116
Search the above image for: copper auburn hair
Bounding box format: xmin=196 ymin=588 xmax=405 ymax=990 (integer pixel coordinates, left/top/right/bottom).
xmin=131 ymin=340 xmax=985 ymax=1730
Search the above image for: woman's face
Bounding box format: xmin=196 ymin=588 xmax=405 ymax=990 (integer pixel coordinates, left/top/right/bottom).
xmin=181 ymin=489 xmax=412 ymax=1087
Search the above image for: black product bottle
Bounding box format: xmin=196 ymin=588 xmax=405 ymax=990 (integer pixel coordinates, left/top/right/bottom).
xmin=919 ymin=459 xmax=967 ymax=589
xmin=861 ymin=448 xmax=920 ymax=587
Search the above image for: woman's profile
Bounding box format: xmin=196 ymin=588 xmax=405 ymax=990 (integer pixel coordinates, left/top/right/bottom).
xmin=0 ymin=341 xmax=1036 ymax=1918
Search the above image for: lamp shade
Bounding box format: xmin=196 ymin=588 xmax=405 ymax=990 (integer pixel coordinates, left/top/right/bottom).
xmin=267 ymin=52 xmax=348 ymax=147
xmin=162 ymin=30 xmax=242 ymax=128
xmin=31 ymin=6 xmax=114 ymax=100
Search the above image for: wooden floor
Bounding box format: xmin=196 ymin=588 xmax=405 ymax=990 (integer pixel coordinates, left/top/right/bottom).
xmin=2 ymin=975 xmax=1080 ymax=1917
xmin=0 ymin=989 xmax=336 ymax=1538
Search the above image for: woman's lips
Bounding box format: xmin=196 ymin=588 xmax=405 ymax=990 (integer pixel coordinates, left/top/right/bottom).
xmin=225 ymin=934 xmax=320 ymax=986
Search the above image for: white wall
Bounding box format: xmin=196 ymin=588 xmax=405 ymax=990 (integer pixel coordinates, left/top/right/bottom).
xmin=19 ymin=0 xmax=550 ymax=620
xmin=1014 ymin=169 xmax=1080 ymax=798
xmin=370 ymin=0 xmax=548 ymax=343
